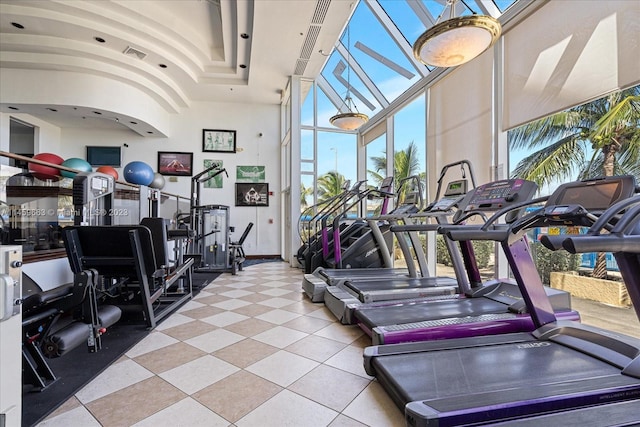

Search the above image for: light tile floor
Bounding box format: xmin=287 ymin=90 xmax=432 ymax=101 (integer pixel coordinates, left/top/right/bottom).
xmin=38 ymin=262 xmax=405 ymax=427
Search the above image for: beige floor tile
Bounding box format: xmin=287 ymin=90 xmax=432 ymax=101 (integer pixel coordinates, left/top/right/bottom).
xmin=235 ymin=390 xmax=338 ymax=427
xmin=159 ymin=355 xmax=239 ymax=394
xmin=242 ymin=284 xmax=277 ymax=293
xmin=342 ymin=381 xmax=404 ymax=427
xmin=162 ymin=319 xmax=218 ymax=341
xmin=177 ymin=299 xmax=205 ymax=312
xmin=285 ymin=334 xmax=347 ymax=362
xmin=131 ymin=397 xmax=229 ymax=427
xmin=223 ymin=317 xmax=275 ymax=337
xmin=307 ymin=306 xmax=341 ymax=321
xmin=280 ymin=288 xmax=307 ymax=299
xmin=219 ymin=289 xmax=254 ymax=298
xmin=351 ymin=332 xmax=373 ymax=349
xmin=193 ymin=371 xmax=282 ymax=422
xmin=281 ymin=314 xmax=333 ymax=334
xmin=258 ymin=297 xmax=298 ymax=308
xmin=289 ymin=364 xmax=371 ymax=412
xmin=213 ymin=338 xmax=280 ymax=368
xmin=238 ymin=292 xmax=273 ymax=303
xmin=86 ymin=377 xmax=186 ymax=426
xmin=133 ymin=342 xmax=206 ymax=374
xmin=259 ymin=288 xmax=292 ymax=297
xmin=180 ymin=305 xmax=226 ymax=319
xmin=245 ymin=350 xmax=318 ymax=387
xmin=232 ymin=301 xmax=274 ymax=316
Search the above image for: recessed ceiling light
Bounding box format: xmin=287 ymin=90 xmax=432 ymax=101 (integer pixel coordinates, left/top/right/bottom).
xmin=240 ymin=33 xmax=249 ymax=39
xmin=130 ymin=121 xmax=138 ymax=125
xmin=146 ymin=131 xmax=153 ymax=134
xmin=46 ymin=108 xmax=57 ymax=112
xmin=11 ymin=22 xmax=24 ymax=29
xmin=239 ymin=64 xmax=247 ymax=69
xmin=8 ymin=106 xmax=19 ymax=110
xmin=159 ymin=64 xmax=167 ymax=68
xmin=93 ymin=111 xmax=102 ymax=115
xmin=94 ymin=36 xmax=106 ymax=43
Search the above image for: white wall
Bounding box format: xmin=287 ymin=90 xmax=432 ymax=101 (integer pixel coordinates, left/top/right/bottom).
xmin=1 ymin=101 xmax=281 ymax=257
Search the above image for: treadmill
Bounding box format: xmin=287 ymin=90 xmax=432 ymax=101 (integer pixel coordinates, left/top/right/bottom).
xmin=363 ymin=175 xmax=640 ymax=426
xmin=303 ymin=176 xmax=423 ymax=302
xmin=322 ymin=163 xmax=481 ymax=322
xmin=354 ymin=178 xmax=576 ymax=344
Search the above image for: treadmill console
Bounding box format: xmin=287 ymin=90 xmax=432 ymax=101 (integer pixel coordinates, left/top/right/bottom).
xmin=547 ymin=176 xmax=636 ymax=212
xmin=461 ymin=179 xmax=538 ymax=212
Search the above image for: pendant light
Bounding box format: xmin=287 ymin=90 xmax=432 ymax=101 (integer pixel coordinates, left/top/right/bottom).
xmin=330 ymin=25 xmax=368 ymax=131
xmin=413 ymin=0 xmax=501 ymax=68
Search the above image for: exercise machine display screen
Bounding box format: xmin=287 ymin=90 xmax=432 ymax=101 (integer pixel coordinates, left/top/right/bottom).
xmin=463 ymin=179 xmax=537 ymax=212
xmin=555 ymin=181 xmax=620 ymax=211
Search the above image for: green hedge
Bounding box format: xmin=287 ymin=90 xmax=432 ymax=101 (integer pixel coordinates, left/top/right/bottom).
xmin=436 ymin=235 xmax=493 ymax=269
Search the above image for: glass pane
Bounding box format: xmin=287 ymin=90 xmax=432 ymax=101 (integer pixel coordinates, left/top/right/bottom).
xmin=379 ymin=0 xmax=430 ymax=52
xmin=301 ymin=129 xmax=314 ymax=160
xmin=301 ymin=81 xmax=314 ymax=126
xmin=301 ymin=161 xmax=314 ymax=173
xmin=393 ymin=95 xmax=426 ymax=189
xmin=317 ymin=85 xmax=340 ymax=129
xmin=316 ymin=131 xmax=357 ymax=196
xmin=366 ymin=133 xmax=387 ymax=186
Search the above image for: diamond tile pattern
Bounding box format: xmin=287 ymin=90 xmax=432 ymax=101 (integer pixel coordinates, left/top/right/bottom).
xmin=39 ymin=262 xmax=403 ymax=426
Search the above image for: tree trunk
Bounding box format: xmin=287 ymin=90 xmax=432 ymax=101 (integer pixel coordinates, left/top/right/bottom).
xmin=592 ymin=252 xmax=608 ymax=279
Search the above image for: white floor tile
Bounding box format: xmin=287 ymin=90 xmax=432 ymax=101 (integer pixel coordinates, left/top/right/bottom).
xmin=125 ymin=331 xmax=179 ymax=358
xmin=245 ymin=351 xmax=319 ymax=387
xmin=185 ymin=329 xmax=245 ymax=353
xmin=76 ymin=359 xmax=154 ymax=404
xmin=255 ymin=308 xmax=301 ymax=325
xmin=259 ymin=288 xmax=292 ymax=297
xmin=342 ymin=381 xmax=404 ymax=427
xmin=258 ymin=297 xmax=299 ymax=309
xmin=211 ymin=299 xmax=252 ymax=310
xmin=131 ymin=397 xmax=229 ymax=427
xmin=314 ymin=323 xmax=363 ymax=344
xmin=236 ymin=390 xmax=337 ymax=427
xmin=38 ymin=405 xmax=102 ymax=427
xmin=177 ymin=299 xmax=206 ymax=312
xmin=219 ymin=289 xmax=254 ymax=298
xmin=252 ymin=325 xmax=308 ymax=348
xmin=155 ymin=313 xmax=195 ymax=331
xmin=201 ymin=311 xmax=250 ymax=327
xmin=159 ymin=355 xmax=239 ymax=394
xmin=324 ymin=345 xmax=373 ymax=379
xmin=306 ymin=306 xmax=338 ymax=321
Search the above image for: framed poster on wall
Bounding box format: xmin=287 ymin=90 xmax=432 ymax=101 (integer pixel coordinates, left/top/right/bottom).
xmin=158 ymin=151 xmax=193 ymax=176
xmin=235 ymin=183 xmax=269 ymax=206
xmin=203 ymin=129 xmax=236 ymax=153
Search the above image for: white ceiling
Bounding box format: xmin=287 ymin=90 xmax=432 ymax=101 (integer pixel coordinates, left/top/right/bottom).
xmin=0 ymin=0 xmax=354 ymax=133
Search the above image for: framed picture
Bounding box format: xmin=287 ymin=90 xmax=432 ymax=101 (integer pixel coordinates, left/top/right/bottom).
xmin=158 ymin=151 xmax=193 ymax=176
xmin=236 ymin=183 xmax=269 ymax=207
xmin=236 ymin=165 xmax=265 ymax=183
xmin=203 ymin=129 xmax=236 ymax=153
xmin=203 ymin=159 xmax=223 ymax=188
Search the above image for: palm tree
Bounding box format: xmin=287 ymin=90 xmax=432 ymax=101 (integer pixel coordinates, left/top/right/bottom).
xmin=368 ymin=141 xmax=425 ymax=204
xmin=300 ymin=182 xmax=313 ymax=210
xmin=510 ymin=85 xmax=640 ymax=278
xmin=317 ymin=171 xmax=347 ymax=202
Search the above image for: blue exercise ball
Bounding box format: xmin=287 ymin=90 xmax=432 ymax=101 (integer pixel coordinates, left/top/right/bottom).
xmin=123 ymin=161 xmax=155 ymax=186
xmin=61 ymin=157 xmax=92 ymax=178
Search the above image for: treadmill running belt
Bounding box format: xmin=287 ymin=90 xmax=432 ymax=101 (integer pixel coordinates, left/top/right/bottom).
xmin=345 ymin=277 xmax=458 ymax=293
xmin=372 ymin=339 xmax=632 ymax=410
xmin=356 ymin=298 xmax=507 ymax=331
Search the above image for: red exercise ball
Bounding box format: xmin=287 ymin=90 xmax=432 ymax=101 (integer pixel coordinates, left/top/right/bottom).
xmin=96 ymin=165 xmax=119 ymax=181
xmin=29 ymin=153 xmax=64 ymax=177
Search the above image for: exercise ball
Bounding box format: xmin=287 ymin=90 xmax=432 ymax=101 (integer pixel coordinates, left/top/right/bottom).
xmin=61 ymin=157 xmax=92 ymax=178
xmin=29 ymin=153 xmax=64 ymax=177
xmin=96 ymin=165 xmax=119 ymax=181
xmin=149 ymin=172 xmax=165 ymax=190
xmin=123 ymin=161 xmax=154 ymax=186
